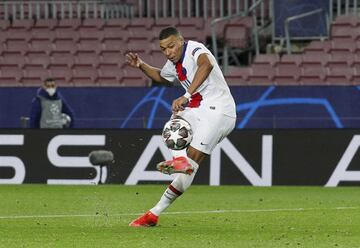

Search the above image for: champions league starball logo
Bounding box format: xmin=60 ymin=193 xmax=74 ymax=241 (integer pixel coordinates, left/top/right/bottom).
xmin=120 ymin=86 xmax=345 ymax=129
xmin=50 ymin=103 xmax=61 ymax=117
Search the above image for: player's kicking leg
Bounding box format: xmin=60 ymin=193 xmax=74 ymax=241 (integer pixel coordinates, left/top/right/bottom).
xmin=129 ymin=147 xmax=203 ymax=227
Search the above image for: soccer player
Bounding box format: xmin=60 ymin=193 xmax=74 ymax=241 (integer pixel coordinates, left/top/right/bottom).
xmin=126 ymin=27 xmax=236 ymax=227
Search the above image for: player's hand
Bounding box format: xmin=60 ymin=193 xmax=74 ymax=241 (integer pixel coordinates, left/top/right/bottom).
xmin=125 ymin=52 xmax=143 ymax=68
xmin=172 ymin=96 xmax=188 ymax=114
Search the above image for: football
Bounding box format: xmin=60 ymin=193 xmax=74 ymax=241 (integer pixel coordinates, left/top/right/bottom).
xmin=61 ymin=113 xmax=71 ymax=128
xmin=162 ymin=118 xmax=193 ymax=150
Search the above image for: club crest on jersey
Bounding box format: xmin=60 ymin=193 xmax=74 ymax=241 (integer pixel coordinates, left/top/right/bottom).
xmin=175 ymin=62 xmax=187 ymax=81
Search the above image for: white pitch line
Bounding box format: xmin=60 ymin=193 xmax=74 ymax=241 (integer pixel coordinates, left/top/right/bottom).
xmin=161 ymin=206 xmax=359 ymax=215
xmin=0 ymin=206 xmax=358 ymax=220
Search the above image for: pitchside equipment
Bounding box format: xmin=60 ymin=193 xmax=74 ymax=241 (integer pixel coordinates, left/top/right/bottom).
xmin=89 ymin=150 xmax=114 ymax=184
xmin=162 ymin=118 xmax=193 ymax=150
xmin=89 ymin=150 xmax=114 ymax=165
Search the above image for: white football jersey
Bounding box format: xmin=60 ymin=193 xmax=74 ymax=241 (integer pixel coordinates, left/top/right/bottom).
xmin=160 ymin=40 xmax=236 ymax=118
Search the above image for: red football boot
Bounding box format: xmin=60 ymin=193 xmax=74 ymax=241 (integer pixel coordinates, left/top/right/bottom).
xmin=129 ymin=211 xmax=158 ymax=227
xmin=156 ymin=156 xmax=194 ymax=175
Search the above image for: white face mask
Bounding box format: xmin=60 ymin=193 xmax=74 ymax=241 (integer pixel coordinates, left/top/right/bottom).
xmin=46 ymin=88 xmax=56 ymax=96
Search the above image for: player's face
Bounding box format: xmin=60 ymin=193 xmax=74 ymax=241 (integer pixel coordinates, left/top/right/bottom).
xmin=159 ymin=35 xmax=184 ymax=63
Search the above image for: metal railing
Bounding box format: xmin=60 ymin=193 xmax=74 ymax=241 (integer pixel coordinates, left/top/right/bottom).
xmin=211 ymin=0 xmax=266 ymax=71
xmin=0 ymin=0 xmax=274 ymax=21
xmin=0 ymin=0 xmax=133 ymax=20
xmin=333 ymin=0 xmax=359 ymax=19
xmin=1 ymin=0 xmax=359 ymax=22
xmin=284 ymin=8 xmax=329 ymax=54
xmin=135 ymin=0 xmax=271 ymax=19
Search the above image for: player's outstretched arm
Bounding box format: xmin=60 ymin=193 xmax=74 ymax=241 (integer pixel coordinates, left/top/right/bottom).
xmin=125 ymin=52 xmax=170 ymax=84
xmin=188 ymin=53 xmax=213 ymax=94
xmin=172 ymin=54 xmax=214 ymax=113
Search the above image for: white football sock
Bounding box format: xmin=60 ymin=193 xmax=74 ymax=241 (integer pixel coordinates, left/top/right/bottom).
xmin=170 ymin=149 xmax=187 ymax=158
xmin=150 ymin=158 xmax=199 ymax=216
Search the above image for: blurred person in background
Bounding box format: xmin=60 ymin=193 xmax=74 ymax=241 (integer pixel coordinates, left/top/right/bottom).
xmin=29 ymin=78 xmax=75 ymax=128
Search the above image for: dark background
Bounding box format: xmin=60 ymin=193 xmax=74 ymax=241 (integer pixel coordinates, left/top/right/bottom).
xmin=1 ymin=129 xmax=359 ymax=186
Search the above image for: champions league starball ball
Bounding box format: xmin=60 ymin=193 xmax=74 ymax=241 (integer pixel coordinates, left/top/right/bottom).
xmin=162 ymin=118 xmax=193 ymax=150
xmin=61 ymin=113 xmax=71 ymax=128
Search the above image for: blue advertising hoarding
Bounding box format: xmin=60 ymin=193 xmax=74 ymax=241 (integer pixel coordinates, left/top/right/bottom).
xmin=0 ymin=86 xmax=360 ymax=129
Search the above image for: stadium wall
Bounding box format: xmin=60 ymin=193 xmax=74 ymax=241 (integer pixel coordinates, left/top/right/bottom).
xmin=1 ymin=86 xmax=360 ymax=128
xmin=1 ymin=129 xmax=360 ymax=186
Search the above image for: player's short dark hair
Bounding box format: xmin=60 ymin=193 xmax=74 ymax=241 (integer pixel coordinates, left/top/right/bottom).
xmin=159 ymin=26 xmax=180 ymax=40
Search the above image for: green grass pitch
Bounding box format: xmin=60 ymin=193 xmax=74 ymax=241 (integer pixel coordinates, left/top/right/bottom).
xmin=0 ymin=185 xmax=359 ymax=248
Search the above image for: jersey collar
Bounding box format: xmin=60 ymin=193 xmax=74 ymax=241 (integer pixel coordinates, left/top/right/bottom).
xmin=174 ymin=41 xmax=188 ymax=65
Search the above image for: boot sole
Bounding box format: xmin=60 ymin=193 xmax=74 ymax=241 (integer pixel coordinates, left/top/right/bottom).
xmin=156 ymin=161 xmax=193 ymax=175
